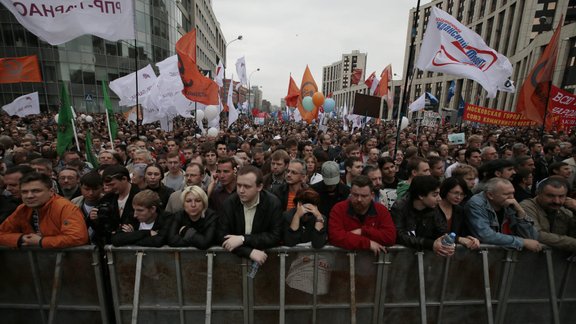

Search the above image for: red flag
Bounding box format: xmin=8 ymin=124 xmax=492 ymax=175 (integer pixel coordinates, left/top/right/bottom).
xmin=285 ymin=74 xmax=300 ymax=107
xmin=516 ymin=16 xmax=563 ymax=124
xmin=297 ymin=65 xmax=319 ymax=124
xmin=176 ymin=29 xmax=220 ymax=105
xmin=0 ymin=55 xmax=42 ymax=83
xmin=351 ymin=68 xmax=363 ymax=85
xmin=364 ymin=71 xmax=376 ymax=89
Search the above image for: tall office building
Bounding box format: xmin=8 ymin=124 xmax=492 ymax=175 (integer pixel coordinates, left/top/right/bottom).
xmin=0 ymin=0 xmax=226 ymax=113
xmin=402 ymin=0 xmax=576 ymax=119
xmin=322 ymin=50 xmax=369 ymax=113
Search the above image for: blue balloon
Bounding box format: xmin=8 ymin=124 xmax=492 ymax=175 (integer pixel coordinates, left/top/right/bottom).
xmin=302 ymin=96 xmax=314 ymax=111
xmin=324 ymin=98 xmax=335 ymax=113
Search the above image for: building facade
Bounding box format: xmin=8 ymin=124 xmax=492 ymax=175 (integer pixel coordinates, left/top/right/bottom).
xmin=403 ymin=0 xmax=576 ymax=119
xmin=322 ymin=50 xmax=369 ymax=114
xmin=0 ymin=0 xmax=226 ymax=113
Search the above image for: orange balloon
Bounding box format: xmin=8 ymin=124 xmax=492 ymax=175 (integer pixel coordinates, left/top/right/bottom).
xmin=312 ymin=92 xmax=325 ymax=107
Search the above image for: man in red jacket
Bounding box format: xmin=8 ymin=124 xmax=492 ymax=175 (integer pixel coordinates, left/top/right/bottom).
xmin=0 ymin=172 xmax=88 ymax=248
xmin=329 ymin=175 xmax=396 ymax=255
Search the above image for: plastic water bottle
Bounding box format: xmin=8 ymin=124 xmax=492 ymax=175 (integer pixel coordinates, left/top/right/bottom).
xmin=441 ymin=232 xmax=456 ymax=246
xmin=247 ymin=261 xmax=260 ymax=279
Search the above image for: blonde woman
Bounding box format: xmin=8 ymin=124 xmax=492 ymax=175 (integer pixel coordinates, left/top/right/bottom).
xmin=168 ymin=186 xmax=218 ymax=249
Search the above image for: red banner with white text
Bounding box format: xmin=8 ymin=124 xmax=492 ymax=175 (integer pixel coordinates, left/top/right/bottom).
xmin=463 ymin=104 xmax=537 ymax=127
xmin=546 ymin=85 xmax=576 ymax=132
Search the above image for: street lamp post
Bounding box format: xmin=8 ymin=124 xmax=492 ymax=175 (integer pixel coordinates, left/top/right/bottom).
xmin=248 ymin=68 xmax=260 ymax=113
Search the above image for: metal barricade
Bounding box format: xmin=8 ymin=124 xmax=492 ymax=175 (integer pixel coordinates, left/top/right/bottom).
xmin=2 ymin=245 xmax=574 ymax=323
xmin=0 ymin=245 xmax=108 ymax=324
xmin=104 ymin=245 xmax=576 ymax=324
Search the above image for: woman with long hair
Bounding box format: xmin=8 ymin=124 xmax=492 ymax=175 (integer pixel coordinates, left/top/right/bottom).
xmin=305 ymin=155 xmax=323 ymax=185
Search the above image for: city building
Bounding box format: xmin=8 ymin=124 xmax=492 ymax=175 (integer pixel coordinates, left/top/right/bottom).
xmin=0 ymin=0 xmax=227 ymax=114
xmin=402 ymin=0 xmax=576 ymax=120
xmin=322 ymin=50 xmax=369 ymax=115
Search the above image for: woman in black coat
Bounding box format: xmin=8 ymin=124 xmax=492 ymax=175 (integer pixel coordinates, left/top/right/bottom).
xmin=168 ymin=185 xmax=218 ymax=249
xmin=283 ymin=188 xmax=327 ymax=249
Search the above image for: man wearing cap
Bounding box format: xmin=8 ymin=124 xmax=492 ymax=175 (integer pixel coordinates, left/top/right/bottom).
xmin=473 ymin=159 xmax=517 ymax=194
xmin=311 ymin=161 xmax=350 ymax=218
xmin=91 ymin=165 xmax=140 ymax=244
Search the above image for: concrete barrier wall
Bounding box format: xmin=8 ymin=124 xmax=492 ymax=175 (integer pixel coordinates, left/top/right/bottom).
xmin=1 ymin=245 xmax=574 ymax=324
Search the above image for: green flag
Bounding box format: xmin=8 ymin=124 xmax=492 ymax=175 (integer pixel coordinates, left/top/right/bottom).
xmin=102 ymin=81 xmax=118 ymax=140
xmin=56 ymin=83 xmax=74 ymax=156
xmin=85 ymin=129 xmax=99 ymax=168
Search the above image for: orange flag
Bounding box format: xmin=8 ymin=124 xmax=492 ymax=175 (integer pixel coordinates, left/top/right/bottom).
xmin=285 ymin=74 xmax=300 ymax=107
xmin=176 ymin=29 xmax=220 ymax=105
xmin=0 ymin=55 xmax=42 ymax=83
xmin=375 ymin=65 xmax=393 ymax=110
xmin=297 ymin=65 xmax=319 ymax=124
xmin=516 ymin=16 xmax=563 ymax=124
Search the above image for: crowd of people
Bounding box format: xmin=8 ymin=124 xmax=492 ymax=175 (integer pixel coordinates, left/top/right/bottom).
xmin=0 ymin=110 xmax=575 ymax=270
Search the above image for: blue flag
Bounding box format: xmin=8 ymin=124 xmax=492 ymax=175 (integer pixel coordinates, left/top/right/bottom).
xmin=457 ymin=96 xmax=466 ymax=117
xmin=446 ymin=80 xmax=455 ymax=104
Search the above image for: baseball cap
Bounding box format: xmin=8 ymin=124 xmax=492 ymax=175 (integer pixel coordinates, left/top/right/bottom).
xmin=321 ymin=161 xmax=340 ymax=186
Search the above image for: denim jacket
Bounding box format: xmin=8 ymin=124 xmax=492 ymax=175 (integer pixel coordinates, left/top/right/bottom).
xmin=464 ymin=192 xmax=524 ymax=250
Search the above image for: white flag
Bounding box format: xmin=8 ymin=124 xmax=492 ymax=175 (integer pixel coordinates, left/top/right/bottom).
xmin=2 ymin=92 xmax=40 ymax=117
xmin=235 ymin=57 xmax=248 ymax=86
xmin=370 ymin=76 xmax=380 ymax=95
xmin=214 ymin=61 xmax=224 ymax=88
xmin=409 ymin=93 xmax=427 ymax=112
xmin=416 ymin=7 xmax=514 ymax=98
xmin=227 ymin=75 xmax=238 ymax=128
xmin=342 ymin=102 xmax=349 ymax=131
xmin=109 ymin=64 xmax=157 ymax=107
xmin=293 ymin=107 xmax=302 ymax=122
xmin=0 ymin=0 xmax=135 ymax=46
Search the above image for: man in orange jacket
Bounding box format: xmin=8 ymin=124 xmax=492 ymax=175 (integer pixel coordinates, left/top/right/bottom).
xmin=0 ymin=172 xmax=89 ymax=248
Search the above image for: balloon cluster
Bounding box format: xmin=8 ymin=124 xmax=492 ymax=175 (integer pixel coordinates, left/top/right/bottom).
xmin=301 ymin=92 xmax=336 ymax=113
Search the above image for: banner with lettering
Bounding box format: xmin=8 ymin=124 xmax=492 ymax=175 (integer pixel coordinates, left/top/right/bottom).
xmin=546 ymin=86 xmax=576 ymax=132
xmin=0 ymin=0 xmax=135 ymax=45
xmin=463 ymin=103 xmax=537 ymax=127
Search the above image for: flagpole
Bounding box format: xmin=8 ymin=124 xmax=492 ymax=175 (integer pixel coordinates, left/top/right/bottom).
xmin=394 ymin=0 xmax=421 ymax=161
xmin=540 ymin=80 xmax=553 ymax=136
xmin=105 ymin=107 xmax=115 ymax=150
xmin=133 ymin=2 xmax=141 ymax=138
xmin=70 ymin=115 xmax=80 ymax=152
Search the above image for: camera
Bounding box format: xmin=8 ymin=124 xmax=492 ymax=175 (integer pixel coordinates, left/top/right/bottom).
xmin=96 ymin=202 xmax=112 ymax=220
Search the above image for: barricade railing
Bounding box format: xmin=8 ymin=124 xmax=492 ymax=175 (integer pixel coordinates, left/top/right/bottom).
xmin=1 ymin=245 xmax=575 ymax=324
xmin=0 ymin=245 xmax=108 ymax=324
xmin=104 ymin=245 xmax=576 ymax=324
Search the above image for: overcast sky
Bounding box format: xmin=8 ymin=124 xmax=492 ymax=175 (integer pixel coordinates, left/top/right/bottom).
xmin=212 ymin=0 xmax=431 ymax=106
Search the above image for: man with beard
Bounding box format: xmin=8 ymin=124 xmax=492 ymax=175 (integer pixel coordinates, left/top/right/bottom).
xmin=263 ymin=149 xmax=290 ymax=189
xmin=57 ymin=168 xmax=82 ymax=200
xmin=521 ymin=176 xmax=576 ymax=251
xmin=362 ymin=165 xmax=396 ymax=210
xmin=328 ymin=175 xmax=396 ymax=255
